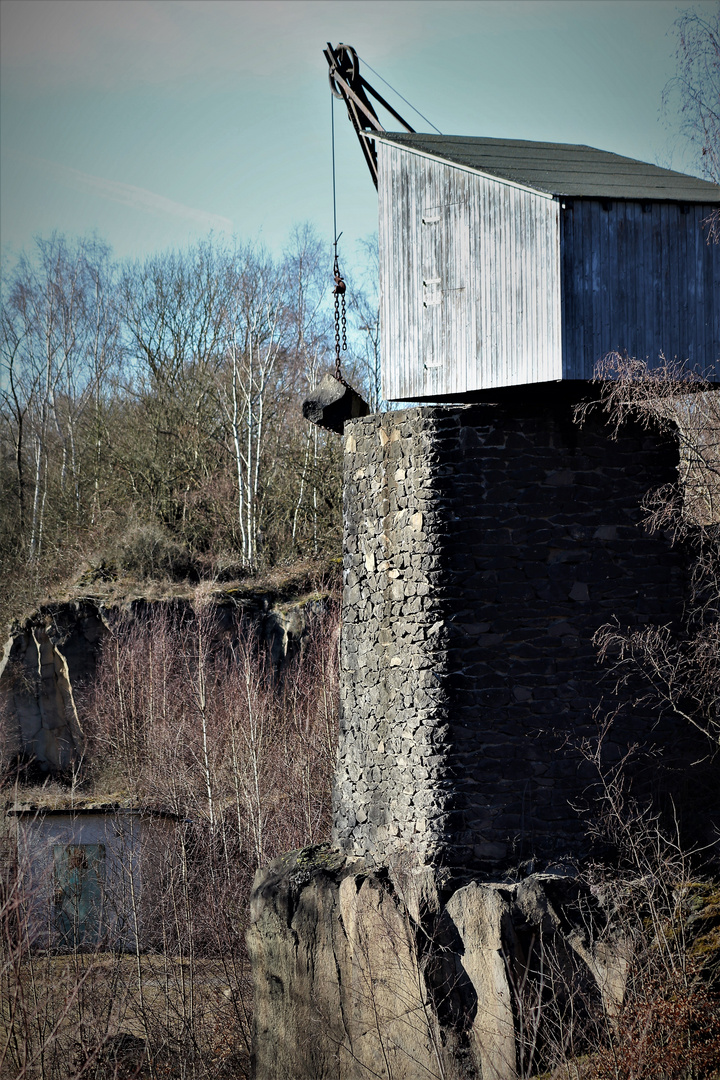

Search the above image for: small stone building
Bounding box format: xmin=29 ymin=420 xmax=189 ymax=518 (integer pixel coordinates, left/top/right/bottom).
xmin=8 ymin=802 xmax=177 ymax=951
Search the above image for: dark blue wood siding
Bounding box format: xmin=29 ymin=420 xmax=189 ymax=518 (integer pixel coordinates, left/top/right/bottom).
xmin=561 ymin=200 xmax=719 ymax=379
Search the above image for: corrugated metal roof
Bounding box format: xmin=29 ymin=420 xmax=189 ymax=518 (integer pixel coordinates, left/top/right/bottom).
xmin=375 ymin=133 xmax=720 ymax=202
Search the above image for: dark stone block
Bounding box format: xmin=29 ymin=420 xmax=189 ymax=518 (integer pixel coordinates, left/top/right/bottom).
xmin=302 ymin=372 xmax=369 ymax=434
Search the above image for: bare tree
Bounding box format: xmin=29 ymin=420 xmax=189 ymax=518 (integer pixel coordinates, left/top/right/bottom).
xmin=284 ymin=225 xmax=333 ymax=554
xmin=349 ymin=235 xmax=384 ymax=413
xmin=578 ymin=354 xmax=720 ymax=747
xmin=0 ymin=226 xmax=345 ymax=632
xmin=0 ymin=236 xmax=122 ymax=567
xmin=217 ymin=242 xmax=291 ymax=568
xmin=0 ymin=304 xmax=36 ymax=544
xmin=118 ymin=239 xmax=227 ymax=534
xmin=664 ymin=5 xmax=720 ymax=239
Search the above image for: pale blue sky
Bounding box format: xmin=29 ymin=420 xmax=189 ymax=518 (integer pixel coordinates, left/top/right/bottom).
xmin=1 ymin=0 xmax=715 ymax=272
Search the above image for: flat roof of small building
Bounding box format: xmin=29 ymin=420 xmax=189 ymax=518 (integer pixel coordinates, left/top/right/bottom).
xmin=376 ymin=133 xmax=720 ymax=202
xmin=6 ymin=799 xmax=179 ymax=818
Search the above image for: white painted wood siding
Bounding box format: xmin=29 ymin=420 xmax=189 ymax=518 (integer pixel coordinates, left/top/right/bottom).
xmin=378 ymin=142 xmax=562 ymax=400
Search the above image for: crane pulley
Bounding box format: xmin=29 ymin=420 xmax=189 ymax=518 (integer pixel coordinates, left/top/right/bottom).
xmin=323 ymin=43 xmax=415 ymax=189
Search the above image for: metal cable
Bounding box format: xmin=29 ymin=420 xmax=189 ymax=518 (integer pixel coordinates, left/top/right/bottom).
xmin=356 ymin=53 xmax=442 ymax=134
xmin=331 ymin=92 xmax=347 ymax=381
xmin=331 ymin=93 xmax=338 ymax=247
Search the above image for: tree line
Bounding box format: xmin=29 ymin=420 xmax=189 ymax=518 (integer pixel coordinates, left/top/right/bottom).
xmin=0 ymin=227 xmax=381 ymax=627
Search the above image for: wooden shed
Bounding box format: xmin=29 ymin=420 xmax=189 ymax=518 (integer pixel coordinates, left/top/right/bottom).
xmin=376 ymin=133 xmax=720 ymax=401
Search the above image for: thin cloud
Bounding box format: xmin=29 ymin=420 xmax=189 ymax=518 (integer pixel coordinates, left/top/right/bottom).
xmin=24 ymin=154 xmax=233 ymax=232
xmin=1 ymin=0 xmax=688 ymax=96
xmin=0 ymin=0 xmax=465 ymax=91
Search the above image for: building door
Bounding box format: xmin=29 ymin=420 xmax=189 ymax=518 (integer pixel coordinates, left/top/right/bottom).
xmin=54 ymin=844 xmax=105 ymax=948
xmin=421 ymin=202 xmax=469 ymax=395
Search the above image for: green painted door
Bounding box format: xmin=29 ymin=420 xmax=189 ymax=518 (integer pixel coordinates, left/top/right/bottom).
xmin=53 ymin=844 xmax=105 ymax=948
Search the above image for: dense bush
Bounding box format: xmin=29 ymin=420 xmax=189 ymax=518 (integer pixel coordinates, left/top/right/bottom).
xmin=110 ymin=523 xmax=195 ymax=581
xmin=0 ymin=600 xmax=340 ymax=1079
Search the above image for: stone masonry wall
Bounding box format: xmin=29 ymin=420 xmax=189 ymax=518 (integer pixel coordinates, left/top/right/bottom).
xmin=334 ymin=412 xmax=453 ymax=867
xmin=333 ymin=393 xmax=701 ymax=876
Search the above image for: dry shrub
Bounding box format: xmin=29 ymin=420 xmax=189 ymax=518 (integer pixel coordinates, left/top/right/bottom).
xmin=576 ymin=356 xmax=720 ymax=749
xmin=109 ymin=523 xmax=196 ymax=583
xmin=588 ymin=971 xmax=720 ymax=1080
xmin=84 ymin=600 xmax=338 ymax=855
xmin=566 ymin=729 xmax=720 ymax=1080
xmin=1 ymin=600 xmax=340 ymax=1079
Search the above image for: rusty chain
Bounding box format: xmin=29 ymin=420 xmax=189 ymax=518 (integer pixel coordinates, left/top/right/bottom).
xmin=333 ymin=253 xmax=347 ymax=382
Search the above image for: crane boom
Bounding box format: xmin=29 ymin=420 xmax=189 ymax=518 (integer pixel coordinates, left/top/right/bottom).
xmin=323 ymin=43 xmax=415 ymax=189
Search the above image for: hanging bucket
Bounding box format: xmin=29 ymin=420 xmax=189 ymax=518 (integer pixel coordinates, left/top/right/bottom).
xmin=302 ymin=372 xmax=369 ymax=434
xmin=301 ymin=255 xmax=369 ymax=434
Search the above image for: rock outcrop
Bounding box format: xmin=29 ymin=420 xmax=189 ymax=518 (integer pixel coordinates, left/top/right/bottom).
xmin=0 ymin=602 xmax=105 ymax=771
xmin=0 ymin=589 xmax=330 ymax=772
xmin=248 ymin=845 xmax=628 ymax=1080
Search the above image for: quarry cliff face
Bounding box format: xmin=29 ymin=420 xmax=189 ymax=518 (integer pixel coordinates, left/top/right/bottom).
xmin=1 ymin=602 xmax=106 ymax=772
xmin=0 ymin=589 xmax=327 ymax=773
xmin=249 ymin=396 xmax=719 ymax=1079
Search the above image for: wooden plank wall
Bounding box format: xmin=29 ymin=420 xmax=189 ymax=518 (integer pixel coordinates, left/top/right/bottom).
xmin=378 ymin=143 xmax=562 ymax=400
xmin=561 ymin=200 xmax=720 ymax=379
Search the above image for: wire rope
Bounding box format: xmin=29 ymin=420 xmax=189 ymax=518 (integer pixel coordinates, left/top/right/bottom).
xmin=356 ymin=53 xmax=442 ymax=134
xmin=330 ymin=92 xmax=346 ymax=379
xmin=331 ymin=92 xmax=339 ymax=245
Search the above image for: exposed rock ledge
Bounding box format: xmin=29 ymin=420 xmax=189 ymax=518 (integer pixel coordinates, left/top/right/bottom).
xmin=0 ymin=587 xmax=331 ymax=773
xmin=248 ymin=845 xmax=628 ymax=1080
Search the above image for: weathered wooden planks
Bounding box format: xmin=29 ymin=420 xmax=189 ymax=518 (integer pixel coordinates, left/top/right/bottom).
xmin=378 ymin=140 xmax=719 ymax=399
xmin=560 ymin=199 xmax=720 ymax=379
xmin=379 ymin=141 xmax=562 ymax=400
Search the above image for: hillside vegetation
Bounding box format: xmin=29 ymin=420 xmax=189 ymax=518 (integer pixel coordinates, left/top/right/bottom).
xmin=0 ymin=227 xmax=381 ymax=634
